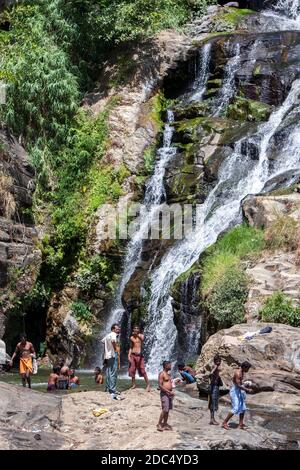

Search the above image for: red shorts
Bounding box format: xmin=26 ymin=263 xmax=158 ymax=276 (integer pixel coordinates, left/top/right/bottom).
xmin=128 ymin=354 xmax=147 ymax=378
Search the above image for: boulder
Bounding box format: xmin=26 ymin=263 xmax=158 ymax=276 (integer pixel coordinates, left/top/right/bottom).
xmin=0 ymin=382 xmax=69 ymax=450
xmin=196 ymin=323 xmax=300 ymax=402
xmin=243 ymin=193 xmax=300 ymax=229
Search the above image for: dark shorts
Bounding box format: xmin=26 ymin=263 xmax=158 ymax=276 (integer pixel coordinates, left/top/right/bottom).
xmin=128 ymin=354 xmax=147 ymax=378
xmin=208 ymin=384 xmax=220 ymax=411
xmin=160 ymin=392 xmax=173 ymax=412
xmin=47 ymin=384 xmax=56 ymax=392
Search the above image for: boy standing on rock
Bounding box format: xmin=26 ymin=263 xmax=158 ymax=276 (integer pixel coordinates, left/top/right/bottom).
xmin=222 ymin=361 xmax=252 ymax=430
xmin=208 ymin=354 xmax=223 ymax=425
xmin=157 ymin=360 xmax=175 ymax=432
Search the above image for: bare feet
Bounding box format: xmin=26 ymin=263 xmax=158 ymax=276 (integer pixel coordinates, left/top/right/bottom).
xmin=163 ymin=424 xmax=173 ymax=431
xmin=130 ymin=384 xmax=136 ymax=390
xmin=209 ymin=420 xmax=219 ymax=425
xmin=222 ymin=422 xmax=230 ymax=430
xmin=157 ymin=424 xmax=164 ymax=432
xmin=238 ymin=424 xmax=247 ymax=430
xmin=146 ymin=385 xmax=151 ymax=392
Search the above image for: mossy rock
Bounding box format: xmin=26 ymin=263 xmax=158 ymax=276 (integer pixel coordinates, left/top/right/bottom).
xmin=227 ymin=96 xmax=273 ymax=122
xmin=172 ymin=101 xmax=210 ymax=121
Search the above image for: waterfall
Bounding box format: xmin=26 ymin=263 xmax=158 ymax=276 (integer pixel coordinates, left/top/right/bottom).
xmin=213 ymin=43 xmax=241 ymax=116
xmin=144 ymin=79 xmax=300 ymax=373
xmin=273 ymin=0 xmax=299 ymax=18
xmin=99 ymin=111 xmax=176 ymax=342
xmin=189 ymin=42 xmax=211 ymax=102
xmin=263 ymin=0 xmax=300 ymax=28
xmin=99 ymin=43 xmax=211 ymax=359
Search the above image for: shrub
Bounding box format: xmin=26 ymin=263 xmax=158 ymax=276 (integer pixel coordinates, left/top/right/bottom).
xmin=259 ymin=291 xmax=300 ymax=327
xmin=264 ymin=213 xmax=299 ymax=251
xmin=202 ymin=223 xmax=265 ymax=295
xmin=206 ymin=267 xmax=249 ymax=327
xmin=71 ymin=300 xmax=93 ymax=323
xmin=74 ymin=255 xmax=114 ymax=293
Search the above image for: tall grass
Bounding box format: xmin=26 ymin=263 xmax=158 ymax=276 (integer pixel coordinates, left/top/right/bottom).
xmin=202 ymin=223 xmax=265 ymax=295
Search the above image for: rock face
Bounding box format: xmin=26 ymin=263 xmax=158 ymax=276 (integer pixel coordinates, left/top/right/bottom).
xmin=243 ymin=193 xmax=300 ymax=229
xmin=196 ymin=323 xmax=300 ymax=398
xmin=243 ymin=193 xmax=300 ymax=318
xmin=45 ymin=31 xmax=196 ymax=365
xmin=0 ymin=124 xmax=40 ymax=340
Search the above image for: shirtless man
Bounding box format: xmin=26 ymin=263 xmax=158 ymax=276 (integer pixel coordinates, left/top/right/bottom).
xmin=222 ymin=361 xmax=252 ymax=430
xmin=10 ymin=333 xmax=35 ymax=388
xmin=128 ymin=325 xmax=150 ymax=391
xmin=157 ymin=360 xmax=175 ymax=432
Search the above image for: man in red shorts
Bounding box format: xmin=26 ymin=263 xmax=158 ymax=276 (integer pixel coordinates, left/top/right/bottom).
xmin=128 ymin=325 xmax=151 ymax=392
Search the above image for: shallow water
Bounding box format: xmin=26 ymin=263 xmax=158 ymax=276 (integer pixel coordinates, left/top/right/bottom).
xmin=0 ymin=368 xmax=155 ymax=394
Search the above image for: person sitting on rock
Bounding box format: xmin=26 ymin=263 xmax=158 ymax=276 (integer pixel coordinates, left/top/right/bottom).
xmin=47 ymin=365 xmax=60 ymax=392
xmin=177 ymin=362 xmax=196 ymax=384
xmin=69 ymin=369 xmax=80 ymax=389
xmin=222 ymin=361 xmax=252 ymax=430
xmin=208 ymin=354 xmax=223 ymax=425
xmin=94 ymin=367 xmax=104 ymax=385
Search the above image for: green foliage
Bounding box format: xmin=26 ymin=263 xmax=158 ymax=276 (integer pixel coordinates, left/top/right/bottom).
xmin=74 ymin=255 xmax=115 ymax=293
xmin=0 ymin=3 xmax=79 ymax=146
xmin=202 ymin=223 xmax=265 ymax=295
xmin=264 ymin=213 xmax=299 ymax=251
xmin=71 ymin=300 xmax=93 ymax=323
xmin=259 ymin=291 xmax=300 ymax=327
xmin=206 ymin=267 xmax=248 ymax=327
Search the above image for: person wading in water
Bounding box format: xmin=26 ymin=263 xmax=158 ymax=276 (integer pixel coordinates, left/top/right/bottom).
xmin=10 ymin=333 xmax=35 ymax=388
xmin=128 ymin=325 xmax=151 ymax=392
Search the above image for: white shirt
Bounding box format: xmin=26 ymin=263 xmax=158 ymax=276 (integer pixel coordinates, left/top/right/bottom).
xmin=102 ymin=332 xmax=118 ymax=360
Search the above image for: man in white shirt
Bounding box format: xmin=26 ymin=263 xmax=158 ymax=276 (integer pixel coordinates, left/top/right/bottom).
xmin=102 ymin=323 xmax=121 ymax=399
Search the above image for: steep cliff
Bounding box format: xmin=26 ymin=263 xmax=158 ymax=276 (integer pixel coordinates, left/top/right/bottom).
xmin=0 ymin=124 xmax=41 ymax=344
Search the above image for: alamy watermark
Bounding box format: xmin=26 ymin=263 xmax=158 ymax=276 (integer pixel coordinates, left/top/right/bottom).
xmin=96 ymin=202 xmax=204 ymax=241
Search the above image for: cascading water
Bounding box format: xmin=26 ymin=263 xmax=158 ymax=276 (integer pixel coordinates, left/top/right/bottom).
xmin=99 ymin=44 xmax=216 ymax=353
xmin=99 ymin=111 xmax=176 ymax=342
xmin=144 ymin=78 xmax=300 ymax=373
xmin=213 ymin=43 xmax=241 ymax=116
xmin=262 ymin=0 xmax=300 ymax=28
xmin=189 ymin=42 xmax=211 ymax=102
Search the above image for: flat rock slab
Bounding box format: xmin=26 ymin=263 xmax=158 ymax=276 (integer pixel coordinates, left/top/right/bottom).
xmin=0 ymin=383 xmax=298 ymax=449
xmin=0 ymin=382 xmax=70 ymax=450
